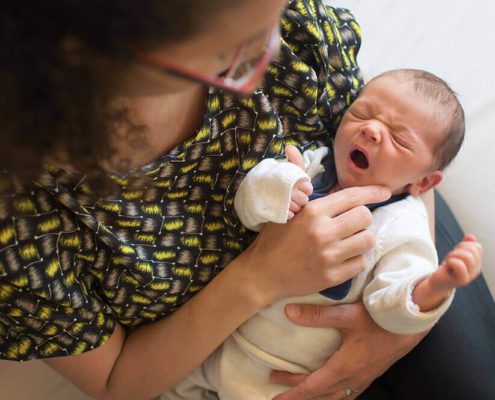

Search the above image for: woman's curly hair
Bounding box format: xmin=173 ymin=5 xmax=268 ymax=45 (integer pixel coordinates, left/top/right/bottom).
xmin=0 ymin=1 xmax=237 ymax=181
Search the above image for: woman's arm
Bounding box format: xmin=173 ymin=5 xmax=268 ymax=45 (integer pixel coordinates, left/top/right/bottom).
xmin=44 ymin=186 xmax=390 ymax=400
xmin=44 ymin=256 xmax=268 ymax=400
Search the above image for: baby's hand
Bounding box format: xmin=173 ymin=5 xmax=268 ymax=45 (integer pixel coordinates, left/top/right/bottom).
xmin=285 ymin=145 xmax=313 ymax=219
xmin=288 ymin=178 xmax=313 ymax=219
xmin=430 ymin=234 xmax=482 ymax=291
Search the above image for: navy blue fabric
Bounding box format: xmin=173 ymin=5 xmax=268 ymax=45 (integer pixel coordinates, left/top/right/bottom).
xmin=308 ymin=148 xmax=339 ymax=202
xmin=358 ymin=192 xmax=495 ymax=400
xmin=311 ymin=147 xmax=409 ymax=300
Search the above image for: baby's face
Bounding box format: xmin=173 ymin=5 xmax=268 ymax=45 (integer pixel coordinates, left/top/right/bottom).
xmin=333 ymin=76 xmax=446 ymax=195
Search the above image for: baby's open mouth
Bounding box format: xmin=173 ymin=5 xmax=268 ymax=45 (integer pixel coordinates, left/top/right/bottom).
xmin=351 ymin=149 xmax=369 ymax=169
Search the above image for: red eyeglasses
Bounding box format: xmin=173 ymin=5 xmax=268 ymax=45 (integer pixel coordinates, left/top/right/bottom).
xmin=135 ymin=20 xmax=280 ymax=95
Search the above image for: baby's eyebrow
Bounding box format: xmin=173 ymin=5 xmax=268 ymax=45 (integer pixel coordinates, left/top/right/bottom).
xmin=354 ymin=99 xmax=374 ymax=111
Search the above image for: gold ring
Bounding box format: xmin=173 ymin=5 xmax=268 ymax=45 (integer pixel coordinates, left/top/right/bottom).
xmin=343 ymin=387 xmax=358 ymax=397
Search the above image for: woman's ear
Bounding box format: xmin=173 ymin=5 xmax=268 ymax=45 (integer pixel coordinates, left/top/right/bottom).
xmin=408 ymin=171 xmax=444 ymax=196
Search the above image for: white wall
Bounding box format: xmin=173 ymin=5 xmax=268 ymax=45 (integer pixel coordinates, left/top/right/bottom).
xmin=329 ymin=0 xmax=495 ymax=298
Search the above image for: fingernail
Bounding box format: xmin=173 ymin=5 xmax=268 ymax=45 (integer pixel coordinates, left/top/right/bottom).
xmin=286 ymin=304 xmax=302 ymax=318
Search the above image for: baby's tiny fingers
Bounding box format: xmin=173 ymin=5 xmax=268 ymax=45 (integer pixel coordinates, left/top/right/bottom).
xmin=296 ymin=180 xmax=313 ymax=196
xmin=444 ymin=257 xmax=471 ymax=285
xmin=290 ymin=201 xmax=302 ymax=214
xmin=291 ymin=189 xmax=309 ymax=207
xmin=463 ymin=233 xmax=477 ymax=242
xmin=456 ymin=240 xmax=481 ymax=253
xmin=457 ymin=241 xmax=483 ymax=267
xmin=450 ymin=248 xmax=477 ymax=270
xmin=467 ymin=245 xmax=482 ymax=271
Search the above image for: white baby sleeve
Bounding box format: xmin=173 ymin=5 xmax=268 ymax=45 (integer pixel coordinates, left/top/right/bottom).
xmin=234 ymin=158 xmax=310 ymax=232
xmin=363 ymin=199 xmax=454 ymax=335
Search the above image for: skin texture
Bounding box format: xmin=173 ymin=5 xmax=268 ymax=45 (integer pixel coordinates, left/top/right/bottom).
xmin=333 ymin=76 xmax=445 ymax=196
xmin=37 ymin=3 xmax=473 ymax=400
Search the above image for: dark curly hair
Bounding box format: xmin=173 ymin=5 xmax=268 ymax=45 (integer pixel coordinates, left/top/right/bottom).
xmin=0 ymin=1 xmax=241 ymax=181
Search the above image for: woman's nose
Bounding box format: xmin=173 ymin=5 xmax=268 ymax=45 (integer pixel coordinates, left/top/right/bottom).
xmin=361 ymin=121 xmax=384 ymax=143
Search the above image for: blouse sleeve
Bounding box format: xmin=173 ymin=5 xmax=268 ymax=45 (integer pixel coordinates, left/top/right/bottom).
xmin=264 ymin=0 xmax=363 ymax=138
xmin=0 ymin=172 xmax=116 ymax=361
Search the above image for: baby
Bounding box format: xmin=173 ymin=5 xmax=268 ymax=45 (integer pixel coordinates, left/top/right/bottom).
xmin=162 ymin=69 xmax=482 ymax=400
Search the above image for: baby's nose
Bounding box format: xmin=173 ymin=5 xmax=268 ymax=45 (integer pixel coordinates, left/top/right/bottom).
xmin=361 ymin=121 xmax=384 ymax=143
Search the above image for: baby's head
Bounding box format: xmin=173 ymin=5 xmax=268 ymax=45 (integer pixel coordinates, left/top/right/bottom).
xmin=334 ymin=69 xmax=464 ymax=195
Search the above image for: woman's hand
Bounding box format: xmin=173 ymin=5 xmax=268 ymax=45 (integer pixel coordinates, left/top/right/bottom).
xmin=270 ymin=302 xmax=427 ymax=400
xmin=238 ymin=186 xmax=391 ymax=306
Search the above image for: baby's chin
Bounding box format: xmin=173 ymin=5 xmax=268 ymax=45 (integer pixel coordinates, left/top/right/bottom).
xmin=335 ymin=163 xmax=404 ymax=194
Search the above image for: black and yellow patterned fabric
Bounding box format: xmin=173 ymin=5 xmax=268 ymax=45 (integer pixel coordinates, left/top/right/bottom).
xmin=0 ymin=0 xmax=362 ymax=361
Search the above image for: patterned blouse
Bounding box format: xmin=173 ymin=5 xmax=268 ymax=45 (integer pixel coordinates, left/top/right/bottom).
xmin=0 ymin=0 xmax=362 ymax=361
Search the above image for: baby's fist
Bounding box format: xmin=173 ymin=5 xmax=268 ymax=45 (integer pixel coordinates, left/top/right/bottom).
xmin=435 ymin=234 xmax=482 ymax=290
xmin=288 ymin=178 xmax=313 ymax=219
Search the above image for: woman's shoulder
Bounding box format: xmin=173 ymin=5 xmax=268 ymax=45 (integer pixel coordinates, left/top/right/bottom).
xmin=262 ymin=0 xmax=364 ymax=138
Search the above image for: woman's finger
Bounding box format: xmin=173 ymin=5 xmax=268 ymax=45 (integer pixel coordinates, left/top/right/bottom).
xmin=313 ymin=186 xmax=390 ymax=217
xmin=327 ymin=205 xmax=373 ymax=239
xmin=318 ymin=255 xmax=367 ymax=289
xmin=272 ymin=355 xmax=350 ymax=400
xmin=270 ymin=371 xmax=308 ymax=387
xmin=324 ymin=220 xmax=376 ymax=255
xmin=285 ymin=303 xmax=364 ymax=330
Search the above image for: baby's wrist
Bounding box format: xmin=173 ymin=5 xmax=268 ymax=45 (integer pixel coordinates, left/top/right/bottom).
xmin=427 ymin=272 xmax=456 ymax=293
xmin=412 ymin=277 xmax=452 ymax=311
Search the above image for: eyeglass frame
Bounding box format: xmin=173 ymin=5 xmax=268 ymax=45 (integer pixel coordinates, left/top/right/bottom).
xmin=135 ymin=20 xmax=280 ymax=95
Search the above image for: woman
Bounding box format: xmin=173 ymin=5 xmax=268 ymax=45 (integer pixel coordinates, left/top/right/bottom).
xmin=1 ymin=1 xmax=493 ymax=400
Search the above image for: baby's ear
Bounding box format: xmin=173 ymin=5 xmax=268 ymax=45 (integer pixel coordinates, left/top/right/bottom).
xmin=408 ymin=171 xmax=443 ymax=196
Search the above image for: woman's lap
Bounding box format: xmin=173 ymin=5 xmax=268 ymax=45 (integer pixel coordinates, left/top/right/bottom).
xmin=359 ymin=191 xmax=495 ymax=399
